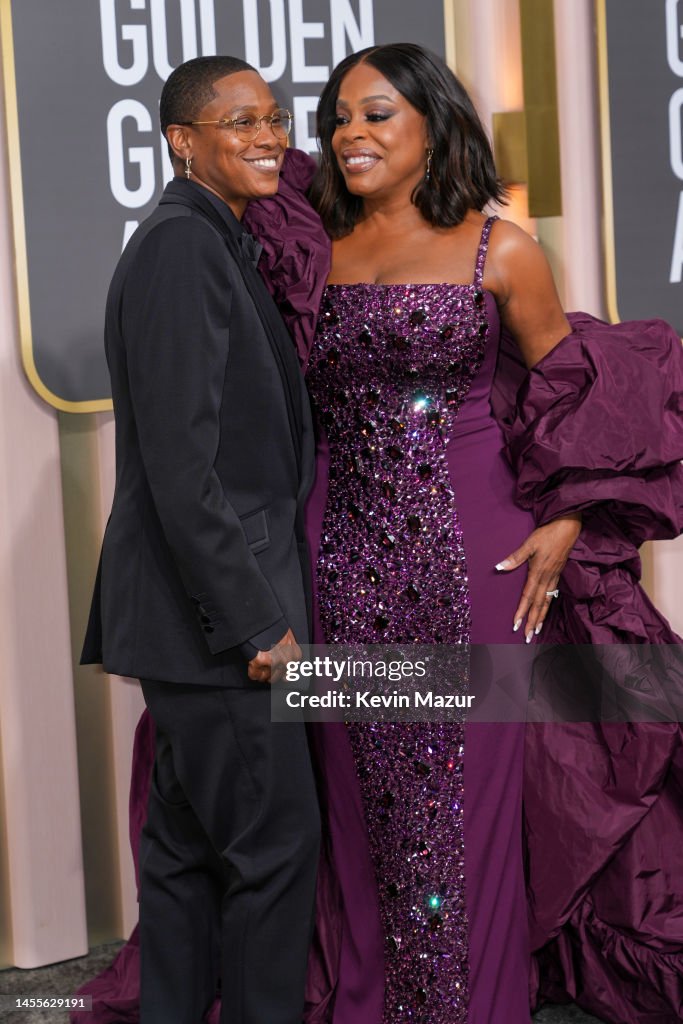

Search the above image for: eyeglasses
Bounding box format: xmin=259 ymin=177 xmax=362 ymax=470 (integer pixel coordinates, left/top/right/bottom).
xmin=184 ymin=108 xmax=293 ymax=142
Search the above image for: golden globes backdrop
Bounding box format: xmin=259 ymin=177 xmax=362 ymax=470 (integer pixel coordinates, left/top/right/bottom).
xmin=0 ymin=0 xmax=447 ymax=412
xmin=599 ymin=0 xmax=683 ymax=334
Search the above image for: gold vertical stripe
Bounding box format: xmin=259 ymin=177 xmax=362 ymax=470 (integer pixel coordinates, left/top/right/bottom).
xmin=0 ymin=0 xmax=112 ymax=413
xmin=519 ymin=0 xmax=562 ymax=217
xmin=443 ymin=0 xmax=457 ymax=71
xmin=595 ymin=0 xmax=620 ymax=324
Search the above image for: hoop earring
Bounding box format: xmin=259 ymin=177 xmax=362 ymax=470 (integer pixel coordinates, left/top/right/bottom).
xmin=185 ymin=156 xmax=193 ymax=179
xmin=425 ymin=148 xmax=434 ymax=183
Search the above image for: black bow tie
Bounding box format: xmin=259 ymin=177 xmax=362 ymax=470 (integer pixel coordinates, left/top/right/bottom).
xmin=240 ymin=232 xmax=263 ymax=268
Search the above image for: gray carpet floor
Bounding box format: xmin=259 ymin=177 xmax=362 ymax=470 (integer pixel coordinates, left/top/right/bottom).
xmin=0 ymin=943 xmax=605 ymax=1022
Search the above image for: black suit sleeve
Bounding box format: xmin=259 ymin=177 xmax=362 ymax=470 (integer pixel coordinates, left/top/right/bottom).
xmin=121 ymin=214 xmax=286 ymax=655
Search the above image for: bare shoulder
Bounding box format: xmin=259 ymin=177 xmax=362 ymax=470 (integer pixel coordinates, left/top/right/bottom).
xmin=489 ymin=217 xmax=544 ymax=262
xmin=486 ymin=217 xmax=556 ymax=304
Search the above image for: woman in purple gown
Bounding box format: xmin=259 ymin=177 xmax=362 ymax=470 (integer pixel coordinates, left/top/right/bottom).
xmin=75 ymin=45 xmax=683 ymax=1024
xmin=303 ymin=43 xmax=580 ymax=1024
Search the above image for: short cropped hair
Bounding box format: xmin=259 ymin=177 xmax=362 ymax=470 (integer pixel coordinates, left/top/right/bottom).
xmin=311 ymin=43 xmax=507 ymax=238
xmin=159 ymin=55 xmax=254 ymax=137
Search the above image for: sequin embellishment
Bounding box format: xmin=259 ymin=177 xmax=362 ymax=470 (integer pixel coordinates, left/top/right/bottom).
xmin=306 ymin=218 xmax=496 ymax=1023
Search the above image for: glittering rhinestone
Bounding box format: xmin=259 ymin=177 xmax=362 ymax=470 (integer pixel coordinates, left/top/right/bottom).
xmin=414 ymin=760 xmax=431 ymax=777
xmin=409 ymin=308 xmax=426 ymax=325
xmin=360 ymin=420 xmax=376 ymax=437
xmin=389 ymin=418 xmax=405 ymax=434
xmin=417 ymin=463 xmax=432 ymax=479
xmin=474 ymin=289 xmax=484 ymax=305
xmin=440 ymin=324 xmax=456 ymax=341
xmin=348 ymin=503 xmax=362 ymax=522
xmin=358 ymin=329 xmax=372 ymax=344
xmin=367 ymin=566 xmax=381 ymax=585
xmin=326 ymin=348 xmax=340 ymax=367
xmin=387 ymin=882 xmax=399 ymax=898
xmin=366 ymin=388 xmax=380 ymax=405
xmin=390 ymin=334 xmax=410 ymax=351
xmin=374 ymin=614 xmax=389 ymax=631
xmin=386 ymin=444 xmax=403 ymax=460
xmin=381 ymin=480 xmax=396 ymax=499
xmin=445 ymin=388 xmax=459 ymax=406
xmin=407 ymin=515 xmax=422 ymax=533
xmin=380 ymin=790 xmax=395 ymax=808
xmin=325 ymin=309 xmax=340 ymax=325
xmin=416 ymin=987 xmax=427 ymax=1005
xmin=404 ymin=584 xmax=420 ymax=603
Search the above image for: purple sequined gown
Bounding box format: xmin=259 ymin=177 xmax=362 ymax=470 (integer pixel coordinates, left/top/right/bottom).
xmin=306 ymin=218 xmax=534 ymax=1023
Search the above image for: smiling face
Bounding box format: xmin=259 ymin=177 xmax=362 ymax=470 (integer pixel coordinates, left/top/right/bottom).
xmin=167 ymin=70 xmax=285 ymax=219
xmin=332 ymin=61 xmax=430 ymax=205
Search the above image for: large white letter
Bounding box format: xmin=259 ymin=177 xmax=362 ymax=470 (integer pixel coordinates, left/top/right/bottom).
xmin=150 ymin=0 xmax=198 ymax=80
xmin=666 ymin=0 xmax=683 ymax=77
xmin=107 ymin=99 xmax=156 ymax=208
xmin=199 ymin=0 xmax=216 ymax=54
xmin=243 ymin=0 xmax=287 ymax=82
xmin=100 ymin=0 xmax=148 ymax=86
xmin=289 ymin=0 xmax=329 ymax=83
xmin=671 ymin=192 xmax=683 ymax=283
xmin=331 ymin=0 xmax=374 ymax=67
xmin=670 ymin=87 xmax=683 ymax=180
xmin=293 ymin=95 xmax=319 ymax=155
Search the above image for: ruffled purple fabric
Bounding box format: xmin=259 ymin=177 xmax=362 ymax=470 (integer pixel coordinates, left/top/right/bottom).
xmin=493 ymin=313 xmax=683 ymax=645
xmin=243 ymin=148 xmax=330 ymax=369
xmin=490 ymin=313 xmax=683 ymax=1020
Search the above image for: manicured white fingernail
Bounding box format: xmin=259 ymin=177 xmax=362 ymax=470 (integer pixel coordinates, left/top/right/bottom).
xmin=535 ymin=622 xmax=543 ymax=635
xmin=513 ymin=618 xmax=522 ymax=632
xmin=526 ymin=630 xmax=534 ymax=644
xmin=495 ymin=560 xmax=511 ymax=571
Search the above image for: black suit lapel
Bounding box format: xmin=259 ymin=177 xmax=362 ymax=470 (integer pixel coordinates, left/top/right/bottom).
xmin=159 ymin=182 xmax=304 ymax=475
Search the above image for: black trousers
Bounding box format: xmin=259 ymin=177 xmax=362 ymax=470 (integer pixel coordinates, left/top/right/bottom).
xmin=139 ymin=679 xmax=321 ymax=1024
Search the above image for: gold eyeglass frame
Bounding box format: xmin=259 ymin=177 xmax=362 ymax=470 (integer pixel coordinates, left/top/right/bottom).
xmin=183 ymin=108 xmax=293 ymax=141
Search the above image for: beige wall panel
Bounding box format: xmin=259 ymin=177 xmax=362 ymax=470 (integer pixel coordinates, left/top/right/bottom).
xmin=58 ymin=412 xmax=122 ymax=944
xmin=0 ymin=75 xmax=87 ymax=967
xmin=95 ymin=413 xmax=145 ymax=937
xmin=553 ymin=0 xmax=605 ymax=316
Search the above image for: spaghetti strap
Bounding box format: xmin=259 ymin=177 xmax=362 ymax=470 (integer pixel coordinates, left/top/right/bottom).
xmin=473 ymin=215 xmax=499 ymax=290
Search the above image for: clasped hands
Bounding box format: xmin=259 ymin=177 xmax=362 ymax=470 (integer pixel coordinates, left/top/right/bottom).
xmin=247 ymin=627 xmax=301 ymax=684
xmin=496 ymin=513 xmax=582 ymax=642
xmin=246 ymin=514 xmax=582 ymax=678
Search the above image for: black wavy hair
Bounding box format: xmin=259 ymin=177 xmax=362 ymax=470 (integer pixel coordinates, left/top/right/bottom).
xmin=160 ymin=55 xmax=254 ymax=156
xmin=310 ymin=43 xmax=507 ymax=238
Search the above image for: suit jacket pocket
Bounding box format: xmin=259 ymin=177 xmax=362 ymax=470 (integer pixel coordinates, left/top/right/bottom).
xmin=239 ymin=506 xmax=270 ymax=554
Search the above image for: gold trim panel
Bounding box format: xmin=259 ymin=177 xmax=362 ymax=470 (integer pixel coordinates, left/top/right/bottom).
xmin=595 ymin=0 xmax=620 ymax=325
xmin=0 ymin=0 xmax=112 ymax=413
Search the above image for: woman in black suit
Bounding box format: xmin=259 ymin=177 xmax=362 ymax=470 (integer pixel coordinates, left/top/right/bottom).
xmin=82 ymin=56 xmax=321 ymax=1024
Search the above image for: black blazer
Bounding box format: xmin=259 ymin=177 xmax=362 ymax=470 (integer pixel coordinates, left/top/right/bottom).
xmin=82 ymin=179 xmax=315 ymax=686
